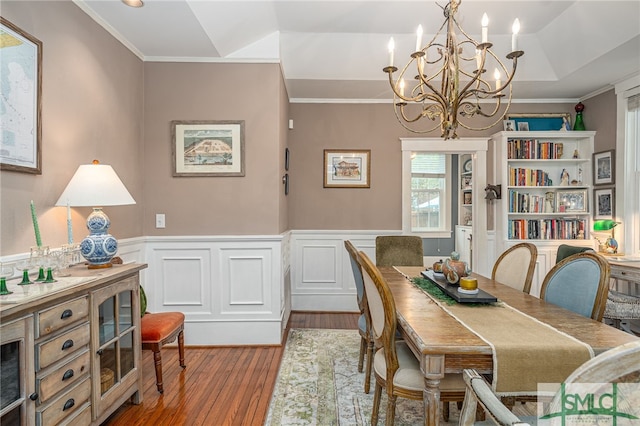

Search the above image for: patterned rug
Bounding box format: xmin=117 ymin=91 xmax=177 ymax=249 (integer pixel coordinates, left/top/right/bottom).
xmin=264 ymin=328 xmax=432 ymax=426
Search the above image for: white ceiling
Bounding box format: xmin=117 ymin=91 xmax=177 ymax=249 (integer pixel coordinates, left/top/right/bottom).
xmin=74 ymin=0 xmax=640 ymax=102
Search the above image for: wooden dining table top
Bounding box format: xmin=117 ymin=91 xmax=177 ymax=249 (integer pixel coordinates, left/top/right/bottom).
xmin=380 ymin=266 xmax=639 ymax=363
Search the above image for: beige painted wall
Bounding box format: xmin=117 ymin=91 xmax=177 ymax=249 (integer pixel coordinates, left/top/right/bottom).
xmin=583 ymin=90 xmax=617 ymax=151
xmin=287 ymin=102 xmax=577 ymax=230
xmin=142 ymin=62 xmax=286 ymax=236
xmin=0 ymin=1 xmax=144 ymax=256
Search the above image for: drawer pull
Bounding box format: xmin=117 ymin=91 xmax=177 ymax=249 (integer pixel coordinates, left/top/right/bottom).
xmin=60 ymin=309 xmax=73 ymax=319
xmin=61 ymin=339 xmax=74 ymax=350
xmin=62 ymin=369 xmax=74 ymax=381
xmin=29 ymin=393 xmax=38 ymax=401
xmin=63 ymin=398 xmax=75 ymax=411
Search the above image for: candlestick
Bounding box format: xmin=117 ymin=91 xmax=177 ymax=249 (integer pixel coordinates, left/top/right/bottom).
xmin=388 ymin=37 xmax=395 ymax=67
xmin=481 ymin=13 xmax=489 ymax=43
xmin=30 ymin=200 xmax=42 ymax=247
xmin=66 ymin=202 xmax=73 ymax=245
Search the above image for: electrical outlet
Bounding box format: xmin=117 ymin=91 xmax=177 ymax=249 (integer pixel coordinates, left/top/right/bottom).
xmin=155 ymin=214 xmax=165 ymax=229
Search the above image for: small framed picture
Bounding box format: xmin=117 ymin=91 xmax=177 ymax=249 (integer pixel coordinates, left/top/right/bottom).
xmin=463 ymin=192 xmax=472 ymax=205
xmin=593 ymin=149 xmax=615 ymax=186
xmin=517 ymin=121 xmax=530 ymax=131
xmin=556 ymin=189 xmax=588 ymax=213
xmin=503 ymin=120 xmax=516 ymax=132
xmin=324 ymin=149 xmax=371 ymax=188
xmin=594 ymin=187 xmax=614 ymax=220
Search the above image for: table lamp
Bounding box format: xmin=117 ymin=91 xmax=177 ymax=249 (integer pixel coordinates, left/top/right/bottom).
xmin=56 ymin=160 xmax=135 ymax=268
xmin=593 ymin=219 xmax=619 ymax=254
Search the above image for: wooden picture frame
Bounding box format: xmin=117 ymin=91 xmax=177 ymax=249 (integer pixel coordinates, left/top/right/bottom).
xmin=323 ymin=149 xmax=370 ymax=188
xmin=171 ymin=120 xmax=245 ymax=177
xmin=594 ymin=187 xmax=614 ymax=220
xmin=505 ymin=113 xmax=571 ymax=131
xmin=556 ymin=189 xmax=588 ymax=213
xmin=593 ymin=149 xmax=615 ymax=186
xmin=0 ymin=18 xmax=43 ymax=174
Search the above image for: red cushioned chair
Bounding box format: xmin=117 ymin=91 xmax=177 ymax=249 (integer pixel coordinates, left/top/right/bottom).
xmin=140 ymin=287 xmax=186 ymax=393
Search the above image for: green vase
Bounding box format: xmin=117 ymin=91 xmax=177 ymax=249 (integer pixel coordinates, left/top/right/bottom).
xmin=573 ymin=102 xmax=586 ymax=130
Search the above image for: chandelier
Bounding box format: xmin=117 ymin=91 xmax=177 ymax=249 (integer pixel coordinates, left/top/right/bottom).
xmin=383 ymin=0 xmax=524 ymax=139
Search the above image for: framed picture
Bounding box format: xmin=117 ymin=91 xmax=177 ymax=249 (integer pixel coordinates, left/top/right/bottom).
xmin=503 ymin=120 xmax=516 ymax=132
xmin=594 ymin=187 xmax=614 ymax=220
xmin=593 ymin=149 xmax=615 ymax=186
xmin=0 ymin=18 xmax=43 ymax=174
xmin=171 ymin=120 xmax=245 ymax=177
xmin=556 ymin=189 xmax=588 ymax=213
xmin=323 ymin=149 xmax=370 ymax=188
xmin=517 ymin=121 xmax=529 ymax=131
xmin=506 ymin=113 xmax=572 ymax=131
xmin=463 ymin=192 xmax=472 ymax=205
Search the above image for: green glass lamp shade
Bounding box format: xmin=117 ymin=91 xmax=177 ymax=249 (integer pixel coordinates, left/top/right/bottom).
xmin=593 ymin=219 xmax=617 ymax=231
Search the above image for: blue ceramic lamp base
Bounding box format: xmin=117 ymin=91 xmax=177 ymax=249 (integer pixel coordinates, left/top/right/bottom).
xmin=80 ymin=208 xmax=118 ymax=269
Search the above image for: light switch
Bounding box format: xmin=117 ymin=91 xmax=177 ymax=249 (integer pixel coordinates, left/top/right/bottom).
xmin=155 ymin=213 xmax=165 ymax=228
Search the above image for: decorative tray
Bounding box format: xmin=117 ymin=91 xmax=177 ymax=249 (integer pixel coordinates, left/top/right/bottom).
xmin=420 ymin=270 xmax=497 ymax=304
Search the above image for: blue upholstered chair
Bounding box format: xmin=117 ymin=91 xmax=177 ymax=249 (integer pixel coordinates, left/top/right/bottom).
xmin=540 ymin=252 xmax=610 ymax=321
xmin=344 ymin=240 xmax=374 ymax=393
xmin=375 ymin=236 xmax=424 ymax=267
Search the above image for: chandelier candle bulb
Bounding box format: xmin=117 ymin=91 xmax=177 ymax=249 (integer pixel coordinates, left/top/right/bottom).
xmin=475 ymin=49 xmax=481 ymax=70
xmin=399 ymin=79 xmax=405 ymax=97
xmin=494 ymin=68 xmax=501 ymax=91
xmin=481 ymin=13 xmax=489 ymax=43
xmin=512 ymin=19 xmax=520 ymax=52
xmin=415 ymin=25 xmax=423 ymax=52
xmin=388 ymin=37 xmax=395 ymax=67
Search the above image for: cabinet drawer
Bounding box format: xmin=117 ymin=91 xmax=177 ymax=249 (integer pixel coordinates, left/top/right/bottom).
xmin=38 ymin=377 xmax=91 ymax=426
xmin=37 ymin=323 xmax=90 ymax=370
xmin=37 ymin=296 xmax=89 ymax=338
xmin=611 ymin=267 xmax=640 ymax=283
xmin=37 ymin=350 xmax=90 ymax=403
xmin=58 ymin=402 xmax=91 ymax=426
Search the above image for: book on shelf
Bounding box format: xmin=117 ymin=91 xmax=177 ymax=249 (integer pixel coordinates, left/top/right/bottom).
xmin=509 ymin=167 xmax=553 ymax=186
xmin=507 ymin=218 xmax=586 ymax=240
xmin=507 ymin=139 xmax=566 ymax=160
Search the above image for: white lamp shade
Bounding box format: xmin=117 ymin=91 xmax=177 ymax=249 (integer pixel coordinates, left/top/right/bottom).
xmin=56 ymin=163 xmax=136 ymax=207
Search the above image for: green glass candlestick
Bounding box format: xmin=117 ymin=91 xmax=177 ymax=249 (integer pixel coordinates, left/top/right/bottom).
xmin=19 ymin=269 xmax=33 ymax=285
xmin=573 ymin=102 xmax=586 ymax=130
xmin=0 ymin=278 xmax=12 ymax=295
xmin=35 ymin=267 xmax=46 ymax=282
xmin=43 ymin=268 xmax=56 ymax=283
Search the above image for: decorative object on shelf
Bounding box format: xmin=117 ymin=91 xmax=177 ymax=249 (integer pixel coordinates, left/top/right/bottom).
xmin=503 ymin=120 xmax=515 ymax=132
xmin=573 ymin=102 xmax=586 ymax=130
xmin=506 ymin=113 xmax=572 ymax=132
xmin=463 ymin=158 xmax=472 ymax=173
xmin=442 ymin=251 xmax=471 ymax=284
xmin=323 ymin=149 xmax=371 ymax=188
xmin=556 ymin=189 xmax=588 ymax=213
xmin=593 ymin=149 xmax=615 ymax=186
xmin=56 ymin=160 xmax=136 ymax=269
xmin=545 ymin=191 xmax=555 ymax=213
xmin=484 ymin=184 xmax=501 ymax=200
xmin=572 ymin=149 xmax=579 ymax=159
xmin=517 ymin=121 xmax=529 ymax=131
xmin=0 ymin=18 xmax=43 ymax=174
xmin=560 ymin=168 xmax=570 ymax=186
xmin=556 ymin=143 xmax=564 ymax=158
xmin=593 ymin=219 xmax=619 ymax=254
xmin=171 ymin=120 xmax=245 ymax=177
xmin=383 ymin=0 xmax=523 ymax=139
xmin=594 ymin=187 xmax=615 ymax=220
xmin=0 ymin=263 xmax=14 ymax=295
xmin=30 ymin=200 xmax=43 ymax=247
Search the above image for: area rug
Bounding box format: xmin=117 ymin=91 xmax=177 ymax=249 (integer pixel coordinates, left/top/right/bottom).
xmin=264 ymin=328 xmax=429 ymax=426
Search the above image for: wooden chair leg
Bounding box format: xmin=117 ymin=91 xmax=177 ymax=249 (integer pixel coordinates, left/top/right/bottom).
xmin=442 ymin=402 xmax=450 ymax=422
xmin=358 ymin=336 xmax=366 ymax=373
xmin=152 ymin=347 xmax=164 ymax=393
xmin=178 ymin=330 xmax=186 ymax=368
xmin=364 ymin=340 xmax=374 ymax=394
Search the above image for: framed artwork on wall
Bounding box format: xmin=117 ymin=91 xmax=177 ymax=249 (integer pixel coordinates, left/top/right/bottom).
xmin=593 ymin=149 xmax=615 ymax=186
xmin=556 ymin=189 xmax=588 ymax=213
xmin=171 ymin=120 xmax=245 ymax=177
xmin=323 ymin=149 xmax=370 ymax=188
xmin=594 ymin=187 xmax=614 ymax=220
xmin=0 ymin=18 xmax=43 ymax=174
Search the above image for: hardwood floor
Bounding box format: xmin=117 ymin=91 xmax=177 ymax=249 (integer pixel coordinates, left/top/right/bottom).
xmin=103 ymin=311 xmax=359 ymax=426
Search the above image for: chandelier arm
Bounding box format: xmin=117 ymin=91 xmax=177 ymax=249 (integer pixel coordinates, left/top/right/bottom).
xmin=457 ymin=90 xmax=514 ymax=131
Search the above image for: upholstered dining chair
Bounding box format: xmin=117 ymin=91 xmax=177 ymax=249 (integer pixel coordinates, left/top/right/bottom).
xmin=140 ymin=286 xmax=186 ymax=393
xmin=540 ymin=252 xmax=610 ymax=321
xmin=491 ymin=243 xmax=538 ymax=294
xmin=459 ymin=340 xmax=640 ymax=426
xmin=554 ymin=243 xmax=594 ymax=264
xmin=375 ymin=236 xmax=424 ymax=267
xmin=357 ymin=251 xmax=466 ymax=425
xmin=344 ymin=240 xmax=374 ymax=393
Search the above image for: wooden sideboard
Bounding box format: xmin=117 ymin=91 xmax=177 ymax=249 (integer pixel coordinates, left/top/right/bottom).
xmin=0 ymin=263 xmax=147 ymax=426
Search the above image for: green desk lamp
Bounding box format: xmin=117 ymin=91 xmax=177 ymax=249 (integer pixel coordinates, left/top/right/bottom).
xmin=593 ymin=219 xmax=619 ymax=254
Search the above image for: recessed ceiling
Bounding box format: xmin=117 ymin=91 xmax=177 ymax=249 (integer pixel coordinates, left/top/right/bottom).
xmin=75 ymin=0 xmax=640 ymax=102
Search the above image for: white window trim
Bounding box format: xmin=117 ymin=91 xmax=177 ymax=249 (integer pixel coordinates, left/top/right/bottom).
xmin=615 ymin=74 xmax=640 ymax=256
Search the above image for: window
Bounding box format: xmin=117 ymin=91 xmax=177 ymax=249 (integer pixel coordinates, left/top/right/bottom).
xmin=409 ymin=153 xmax=451 ymax=233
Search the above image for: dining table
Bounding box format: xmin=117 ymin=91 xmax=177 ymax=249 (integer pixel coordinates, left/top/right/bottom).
xmin=380 ymin=266 xmax=640 ymax=426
